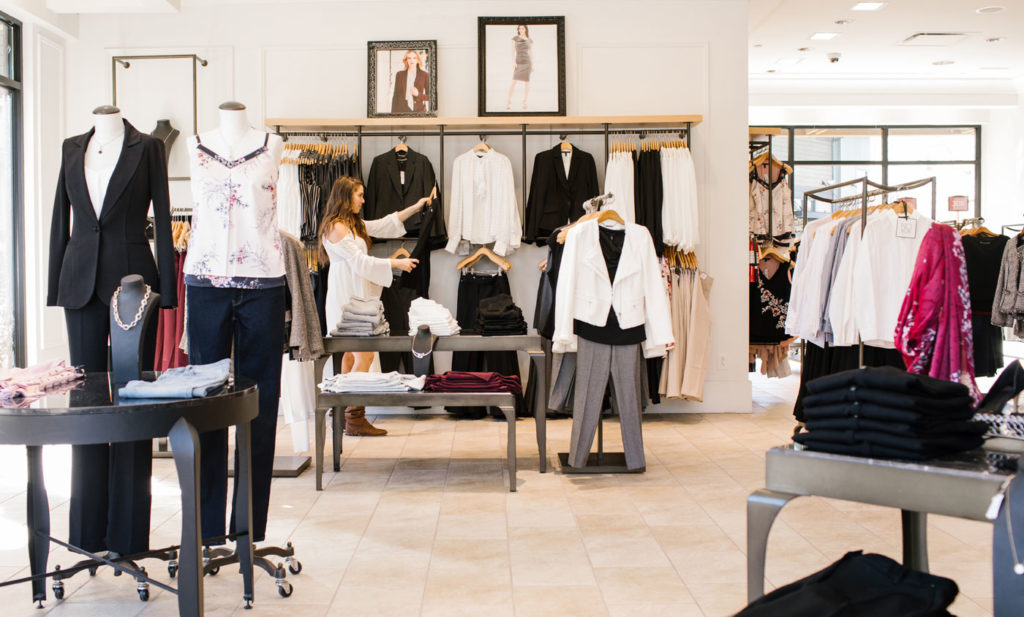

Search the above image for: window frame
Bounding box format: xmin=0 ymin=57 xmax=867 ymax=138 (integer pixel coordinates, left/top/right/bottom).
xmin=0 ymin=10 xmax=24 ymax=367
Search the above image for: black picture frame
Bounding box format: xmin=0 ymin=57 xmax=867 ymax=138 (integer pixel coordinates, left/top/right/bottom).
xmin=368 ymin=40 xmax=438 ymax=118
xmin=478 ymin=16 xmax=566 ymax=117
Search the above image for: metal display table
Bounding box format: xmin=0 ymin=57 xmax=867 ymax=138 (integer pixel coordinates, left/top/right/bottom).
xmin=746 ymin=444 xmax=1016 ymax=602
xmin=312 ymin=333 xmax=547 ymax=491
xmin=0 ymin=372 xmax=258 ymax=616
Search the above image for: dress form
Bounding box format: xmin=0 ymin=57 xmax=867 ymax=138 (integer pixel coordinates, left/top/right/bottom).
xmin=110 ymin=274 xmax=160 ymax=384
xmin=85 ymin=106 xmax=125 ymax=218
xmin=192 ymin=101 xmax=283 ymax=165
xmin=150 ymin=119 xmax=179 ymax=164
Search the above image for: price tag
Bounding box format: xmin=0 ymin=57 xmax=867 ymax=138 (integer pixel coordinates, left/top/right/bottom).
xmin=895 ymin=217 xmax=917 ymax=239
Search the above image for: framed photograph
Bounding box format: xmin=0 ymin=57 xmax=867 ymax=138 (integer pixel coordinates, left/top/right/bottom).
xmin=368 ymin=40 xmax=437 ymax=118
xmin=478 ymin=16 xmax=565 ymax=116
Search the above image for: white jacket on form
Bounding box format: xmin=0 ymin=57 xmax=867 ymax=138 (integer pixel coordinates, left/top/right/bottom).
xmin=552 ymin=219 xmax=674 ymax=357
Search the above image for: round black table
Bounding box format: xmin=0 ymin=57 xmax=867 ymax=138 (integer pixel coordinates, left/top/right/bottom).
xmin=0 ymin=372 xmax=258 ymax=616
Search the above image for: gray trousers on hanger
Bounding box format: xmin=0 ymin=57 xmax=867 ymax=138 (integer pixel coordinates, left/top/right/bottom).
xmin=569 ymin=338 xmax=646 ymax=470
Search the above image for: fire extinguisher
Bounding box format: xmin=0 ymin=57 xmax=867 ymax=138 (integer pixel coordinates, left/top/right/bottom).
xmin=749 ymin=237 xmax=759 ymax=283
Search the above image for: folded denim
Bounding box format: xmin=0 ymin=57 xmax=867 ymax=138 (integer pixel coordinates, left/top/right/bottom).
xmin=807 ymin=366 xmax=970 ymax=398
xmin=331 ymin=322 xmax=389 ymax=337
xmin=118 ymin=358 xmax=231 ymax=399
xmin=341 ymin=310 xmax=385 ymax=324
xmin=345 ymin=296 xmax=385 ymax=316
xmin=805 ymin=417 xmax=989 ymax=437
xmin=803 ymin=401 xmax=975 ymax=424
xmin=803 ymin=387 xmax=973 ymax=413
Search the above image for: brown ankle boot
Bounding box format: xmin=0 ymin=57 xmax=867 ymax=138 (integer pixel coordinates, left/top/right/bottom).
xmin=344 ymin=406 xmax=387 ymax=436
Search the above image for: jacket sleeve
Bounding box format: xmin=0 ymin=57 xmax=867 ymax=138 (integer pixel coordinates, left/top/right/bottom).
xmin=493 ymin=155 xmax=521 ymax=256
xmin=524 ymin=152 xmax=544 ymax=243
xmin=445 ymin=156 xmax=464 ymax=253
xmin=46 ymin=152 xmax=70 ymax=306
xmin=639 ymin=227 xmax=673 ymax=354
xmin=424 ymin=157 xmax=446 ymax=244
xmin=149 ymin=139 xmax=177 ymax=308
xmin=364 ymin=158 xmax=380 ymax=220
xmin=552 ymin=224 xmax=582 ymax=353
xmin=992 ymin=239 xmax=1015 ymax=327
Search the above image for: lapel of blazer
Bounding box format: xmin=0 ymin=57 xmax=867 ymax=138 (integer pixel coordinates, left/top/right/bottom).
xmin=385 ymin=149 xmax=403 ymax=199
xmin=66 ymin=129 xmax=98 ymax=223
xmin=580 ymin=220 xmax=610 ymax=285
xmin=551 ymin=144 xmax=570 ymax=192
xmin=566 ymin=145 xmax=580 ymax=188
xmin=99 ymin=121 xmax=145 ymax=224
xmin=612 ymin=223 xmax=642 ymax=286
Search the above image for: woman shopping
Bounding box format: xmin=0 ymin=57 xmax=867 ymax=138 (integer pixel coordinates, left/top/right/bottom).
xmin=319 ymin=176 xmax=428 ymax=436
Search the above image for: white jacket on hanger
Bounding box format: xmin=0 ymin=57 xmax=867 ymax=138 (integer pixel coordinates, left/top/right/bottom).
xmin=553 ymin=219 xmax=673 ymax=356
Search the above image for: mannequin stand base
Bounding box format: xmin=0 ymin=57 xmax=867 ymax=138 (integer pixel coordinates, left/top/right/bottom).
xmin=204 ymin=541 xmax=301 ymax=599
xmin=227 ymin=456 xmax=310 ymax=478
xmin=557 ymin=452 xmax=644 ymax=474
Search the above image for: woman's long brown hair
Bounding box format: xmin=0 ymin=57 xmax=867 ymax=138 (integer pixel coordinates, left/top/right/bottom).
xmin=318 ymin=176 xmax=371 ymax=266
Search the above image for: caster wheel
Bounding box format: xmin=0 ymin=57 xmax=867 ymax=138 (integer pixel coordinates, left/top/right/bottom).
xmin=208 ymin=566 xmax=220 ymax=576
xmin=277 ymin=580 xmax=293 ymax=598
xmin=52 ymin=583 xmax=64 ymax=601
xmin=138 ymin=589 xmax=149 ymax=602
xmin=88 ymin=567 xmax=97 ymax=577
xmin=168 ymin=564 xmax=177 ymax=578
xmin=287 ymin=560 xmax=302 ymax=575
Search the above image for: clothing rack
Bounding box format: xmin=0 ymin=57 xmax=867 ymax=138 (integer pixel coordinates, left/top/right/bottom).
xmin=1001 ymin=224 xmax=1024 ymax=236
xmin=269 ymin=115 xmax=701 ymax=217
xmin=748 ymin=135 xmax=776 ymax=249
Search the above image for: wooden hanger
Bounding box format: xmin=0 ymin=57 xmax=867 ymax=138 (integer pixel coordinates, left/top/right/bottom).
xmin=456 ymin=246 xmax=512 ymax=271
xmin=555 ymin=208 xmax=624 ymax=243
xmin=473 ymin=134 xmax=490 ymax=153
xmin=389 ymin=247 xmax=410 ymax=259
xmin=760 ymin=246 xmax=790 ymax=264
xmin=559 ymin=135 xmax=572 ymax=153
xmin=395 ymin=137 xmax=409 ymax=153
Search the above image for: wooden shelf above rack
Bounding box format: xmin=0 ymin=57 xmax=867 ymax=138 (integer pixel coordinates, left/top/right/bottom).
xmin=749 ymin=126 xmax=783 ymax=136
xmin=266 ymin=114 xmax=703 ymax=132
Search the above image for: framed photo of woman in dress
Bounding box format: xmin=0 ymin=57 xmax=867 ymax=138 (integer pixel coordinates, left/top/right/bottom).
xmin=478 ymin=16 xmax=565 ymax=116
xmin=368 ymin=40 xmax=438 ymax=118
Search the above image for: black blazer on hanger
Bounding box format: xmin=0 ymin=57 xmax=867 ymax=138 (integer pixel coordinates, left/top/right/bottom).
xmin=47 ymin=120 xmax=176 ymax=309
xmin=363 ymin=147 xmax=446 ymax=247
xmin=523 ymin=144 xmax=600 ymax=245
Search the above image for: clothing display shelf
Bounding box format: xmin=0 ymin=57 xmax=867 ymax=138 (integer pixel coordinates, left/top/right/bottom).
xmin=267 ymin=115 xmax=702 ymax=209
xmin=747 ymin=444 xmax=1016 ymax=603
xmin=749 ymin=128 xmax=784 ymax=250
xmin=311 ymin=333 xmax=547 ymax=492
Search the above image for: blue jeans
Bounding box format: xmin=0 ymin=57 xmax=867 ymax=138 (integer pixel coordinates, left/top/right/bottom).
xmin=186 ymin=285 xmax=285 ymax=543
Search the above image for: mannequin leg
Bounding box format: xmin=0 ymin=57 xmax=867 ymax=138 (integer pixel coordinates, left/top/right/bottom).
xmin=65 ymin=295 xmax=112 ymax=553
xmin=569 ymin=338 xmax=613 ymax=467
xmin=609 ymin=344 xmax=645 ymax=470
xmin=185 ymin=285 xmax=235 ymax=542
xmin=229 ymin=287 xmax=285 ymax=543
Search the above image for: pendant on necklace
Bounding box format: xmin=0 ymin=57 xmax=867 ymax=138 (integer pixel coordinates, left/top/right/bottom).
xmin=1015 ymin=563 xmax=1024 ymax=575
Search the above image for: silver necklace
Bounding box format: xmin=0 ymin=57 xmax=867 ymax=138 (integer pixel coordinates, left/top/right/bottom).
xmin=93 ymin=134 xmax=122 ymax=155
xmin=111 ymin=284 xmax=152 ymax=331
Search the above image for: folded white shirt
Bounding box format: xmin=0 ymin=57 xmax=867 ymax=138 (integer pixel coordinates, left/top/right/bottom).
xmin=319 ymin=371 xmax=425 ymax=393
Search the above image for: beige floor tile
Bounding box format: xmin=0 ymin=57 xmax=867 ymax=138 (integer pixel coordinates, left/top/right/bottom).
xmin=327 ymin=583 xmax=424 ymax=617
xmin=420 ymin=580 xmax=513 ymax=617
xmin=605 ymin=603 xmax=705 ymax=617
xmin=593 ymin=567 xmax=691 ymax=605
xmin=513 ymin=585 xmax=609 ymax=617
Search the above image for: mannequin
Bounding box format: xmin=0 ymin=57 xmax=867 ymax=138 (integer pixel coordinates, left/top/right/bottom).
xmin=184 ymin=100 xmax=286 ymax=546
xmin=110 ymin=274 xmax=160 ymax=385
xmin=150 ymin=119 xmax=180 ymax=165
xmin=48 ymin=104 xmax=175 ymax=557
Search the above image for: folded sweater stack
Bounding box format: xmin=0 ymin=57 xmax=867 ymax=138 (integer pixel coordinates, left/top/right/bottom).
xmin=424 ymin=371 xmax=523 ymax=395
xmin=332 ymin=297 xmax=390 ymax=337
xmin=793 ymin=366 xmax=986 ymax=461
xmin=119 ymin=358 xmax=231 ymax=399
xmin=409 ymin=297 xmax=460 ymax=336
xmin=475 ymin=294 xmax=528 ymax=336
xmin=319 ymin=371 xmax=425 ymax=393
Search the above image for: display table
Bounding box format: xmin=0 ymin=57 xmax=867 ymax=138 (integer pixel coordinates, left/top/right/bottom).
xmin=0 ymin=372 xmax=258 ymax=616
xmin=312 ymin=333 xmax=547 ymax=491
xmin=746 ymin=444 xmax=1015 ymax=601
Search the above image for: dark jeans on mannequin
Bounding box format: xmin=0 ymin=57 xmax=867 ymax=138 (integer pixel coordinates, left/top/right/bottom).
xmin=65 ymin=292 xmax=156 ymax=555
xmin=186 ymin=284 xmax=285 ymax=543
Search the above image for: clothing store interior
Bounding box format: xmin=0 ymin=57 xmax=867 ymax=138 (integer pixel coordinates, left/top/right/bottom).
xmin=2 ymin=0 xmax=1024 ymax=615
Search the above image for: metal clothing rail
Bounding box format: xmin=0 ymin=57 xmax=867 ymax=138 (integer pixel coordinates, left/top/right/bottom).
xmin=273 ymin=121 xmax=695 ymax=215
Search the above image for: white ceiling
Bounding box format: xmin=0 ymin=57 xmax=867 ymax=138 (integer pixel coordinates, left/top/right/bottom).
xmin=749 ymin=0 xmax=1024 ymax=79
xmin=47 ymin=0 xmax=179 ymax=12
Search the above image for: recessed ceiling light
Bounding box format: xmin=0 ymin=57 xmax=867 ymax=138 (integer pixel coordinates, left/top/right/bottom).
xmin=986 ymin=37 xmax=1004 ymax=43
xmin=797 ymin=47 xmax=811 ymax=52
xmin=766 ymin=69 xmax=777 ymax=73
xmin=976 ymin=6 xmax=1005 ymax=14
xmin=753 ymin=43 xmax=764 ymax=48
xmin=851 ymin=2 xmax=887 ymax=10
xmin=834 ymin=19 xmax=854 ymax=25
xmin=810 ymin=32 xmax=839 ymax=40
xmin=932 ymin=60 xmax=955 ymax=65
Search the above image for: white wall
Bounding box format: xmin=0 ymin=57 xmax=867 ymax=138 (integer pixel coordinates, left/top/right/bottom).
xmin=25 ymin=0 xmax=752 ymax=413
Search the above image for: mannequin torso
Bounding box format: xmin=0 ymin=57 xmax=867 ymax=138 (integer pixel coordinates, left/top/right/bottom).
xmin=84 ymin=109 xmax=125 ymax=217
xmin=190 ymin=107 xmax=283 ymax=164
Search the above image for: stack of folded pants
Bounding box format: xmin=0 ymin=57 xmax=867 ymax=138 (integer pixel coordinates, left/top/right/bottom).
xmin=319 ymin=371 xmax=425 ymax=393
xmin=793 ymin=366 xmax=987 ymax=461
xmin=475 ymin=294 xmax=528 ymax=336
xmin=332 ymin=297 xmax=389 ymax=337
xmin=409 ymin=297 xmax=460 ymax=335
xmin=424 ymin=371 xmax=523 ymax=396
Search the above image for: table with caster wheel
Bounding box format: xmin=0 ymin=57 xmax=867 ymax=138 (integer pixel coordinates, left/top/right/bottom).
xmin=0 ymin=372 xmax=258 ymax=617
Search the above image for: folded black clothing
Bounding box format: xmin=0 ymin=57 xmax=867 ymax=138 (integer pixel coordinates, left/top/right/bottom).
xmin=793 ymin=435 xmax=980 ymax=461
xmin=806 ymin=365 xmax=970 ymax=398
xmin=480 ymin=328 xmax=528 ymax=336
xmin=478 ymin=294 xmax=524 ymax=318
xmin=803 ymin=387 xmax=973 ymax=414
xmin=976 ymin=360 xmax=1024 ymax=414
xmin=803 ymin=401 xmax=975 ymax=424
xmin=805 ymin=417 xmax=990 ymax=437
xmin=735 ymin=550 xmax=958 ymax=617
xmin=795 ymin=428 xmax=986 ymax=454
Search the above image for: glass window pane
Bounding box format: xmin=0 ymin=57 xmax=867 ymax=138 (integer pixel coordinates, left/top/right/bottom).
xmin=792 ymin=164 xmax=882 ymax=222
xmin=0 ymin=88 xmax=13 ymax=368
xmin=888 ymin=127 xmax=976 ymax=162
xmin=886 ymin=164 xmax=976 ymax=219
xmin=0 ymin=22 xmax=9 ymax=80
xmin=793 ymin=128 xmax=882 ymax=162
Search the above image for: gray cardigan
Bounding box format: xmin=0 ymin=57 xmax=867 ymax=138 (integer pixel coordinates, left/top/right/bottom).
xmin=991 ymin=238 xmax=1024 ymax=337
xmin=281 ymin=231 xmax=324 ymax=361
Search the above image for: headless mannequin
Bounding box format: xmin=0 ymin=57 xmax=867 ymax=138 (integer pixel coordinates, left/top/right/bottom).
xmin=85 ymin=106 xmax=125 ymax=218
xmin=150 ymin=119 xmax=179 ymax=165
xmin=110 ymin=274 xmax=160 ymax=385
xmin=190 ymin=101 xmax=283 ymax=164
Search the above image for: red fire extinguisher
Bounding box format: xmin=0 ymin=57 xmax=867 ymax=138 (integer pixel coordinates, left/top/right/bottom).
xmin=749 ymin=238 xmax=758 ymax=283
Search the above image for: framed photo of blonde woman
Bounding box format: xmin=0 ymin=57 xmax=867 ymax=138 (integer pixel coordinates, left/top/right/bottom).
xmin=478 ymin=16 xmax=565 ymax=116
xmin=368 ymin=40 xmax=438 ymax=118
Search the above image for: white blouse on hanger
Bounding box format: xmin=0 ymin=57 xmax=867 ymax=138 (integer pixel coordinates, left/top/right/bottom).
xmin=603 ymin=151 xmax=636 ymax=224
xmin=661 ymin=147 xmax=699 ymax=252
xmin=446 ymin=148 xmax=521 ymax=256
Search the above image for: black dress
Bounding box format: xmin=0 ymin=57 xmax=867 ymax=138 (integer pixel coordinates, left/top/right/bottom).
xmin=962 ymin=234 xmax=1008 ymax=377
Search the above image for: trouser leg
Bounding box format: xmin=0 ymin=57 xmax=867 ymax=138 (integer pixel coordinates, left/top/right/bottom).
xmin=610 ymin=344 xmax=645 ymax=470
xmin=569 ymin=338 xmax=612 ymax=467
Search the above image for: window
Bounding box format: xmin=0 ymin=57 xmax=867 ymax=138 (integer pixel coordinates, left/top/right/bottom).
xmin=0 ymin=12 xmax=21 ymax=369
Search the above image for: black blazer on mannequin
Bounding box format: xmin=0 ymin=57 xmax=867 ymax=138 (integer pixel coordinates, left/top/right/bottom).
xmin=47 ymin=120 xmax=176 ymax=309
xmin=363 ymin=147 xmax=446 ymax=247
xmin=524 ymin=144 xmax=599 ymax=244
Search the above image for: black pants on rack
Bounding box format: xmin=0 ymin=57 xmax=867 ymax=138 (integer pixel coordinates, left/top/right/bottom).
xmin=65 ymin=292 xmax=156 ymax=555
xmin=451 ymin=272 xmax=523 ymax=418
xmin=186 ymin=284 xmax=285 ymax=544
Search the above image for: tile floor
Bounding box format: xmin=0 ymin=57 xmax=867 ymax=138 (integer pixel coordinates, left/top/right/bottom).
xmin=0 ymin=369 xmax=995 ymax=616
